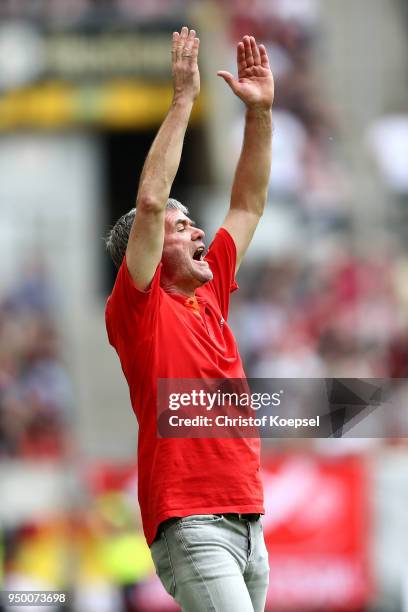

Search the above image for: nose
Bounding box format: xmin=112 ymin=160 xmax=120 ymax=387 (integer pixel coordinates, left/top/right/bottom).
xmin=192 ymin=226 xmax=205 ymax=240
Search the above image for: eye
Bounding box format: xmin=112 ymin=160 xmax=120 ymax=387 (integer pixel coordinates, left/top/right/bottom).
xmin=176 ymin=226 xmax=185 ymax=232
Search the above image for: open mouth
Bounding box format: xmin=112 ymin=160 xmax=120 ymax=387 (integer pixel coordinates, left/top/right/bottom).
xmin=192 ymin=246 xmax=205 ymax=261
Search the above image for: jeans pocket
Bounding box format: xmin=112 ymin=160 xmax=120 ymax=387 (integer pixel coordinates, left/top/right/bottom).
xmin=150 ymin=534 xmax=176 ymax=597
xmin=178 ymin=514 xmax=224 ymax=527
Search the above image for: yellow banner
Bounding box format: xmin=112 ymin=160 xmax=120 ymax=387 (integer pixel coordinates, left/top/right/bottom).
xmin=0 ymin=81 xmax=203 ymax=130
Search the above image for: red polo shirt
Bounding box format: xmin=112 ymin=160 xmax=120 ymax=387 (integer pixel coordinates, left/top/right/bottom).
xmin=105 ymin=228 xmax=264 ymax=545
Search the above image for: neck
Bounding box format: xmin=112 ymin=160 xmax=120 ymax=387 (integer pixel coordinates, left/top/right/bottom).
xmin=160 ymin=278 xmax=197 ymax=297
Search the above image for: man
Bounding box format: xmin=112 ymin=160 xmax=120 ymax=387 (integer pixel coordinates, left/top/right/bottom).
xmin=105 ymin=26 xmax=274 ymax=612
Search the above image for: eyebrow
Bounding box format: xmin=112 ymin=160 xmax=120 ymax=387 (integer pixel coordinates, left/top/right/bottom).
xmin=175 ymin=218 xmax=196 ymax=227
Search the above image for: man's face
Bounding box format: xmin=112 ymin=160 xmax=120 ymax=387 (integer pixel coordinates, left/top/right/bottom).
xmin=161 ymin=209 xmax=213 ymax=293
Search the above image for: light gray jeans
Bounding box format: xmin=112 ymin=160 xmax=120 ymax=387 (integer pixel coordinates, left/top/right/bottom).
xmin=150 ymin=514 xmax=269 ymax=612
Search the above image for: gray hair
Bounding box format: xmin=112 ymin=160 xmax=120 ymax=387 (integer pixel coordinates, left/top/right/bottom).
xmin=105 ymin=198 xmax=189 ymax=269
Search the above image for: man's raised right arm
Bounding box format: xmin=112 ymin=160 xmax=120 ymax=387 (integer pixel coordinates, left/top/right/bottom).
xmin=126 ymin=27 xmax=200 ymax=290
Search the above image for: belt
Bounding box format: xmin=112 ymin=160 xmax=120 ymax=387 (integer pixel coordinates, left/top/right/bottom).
xmin=223 ymin=513 xmax=261 ymax=522
xmin=156 ymin=513 xmax=261 ymax=540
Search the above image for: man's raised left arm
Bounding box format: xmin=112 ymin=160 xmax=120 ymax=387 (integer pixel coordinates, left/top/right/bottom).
xmin=218 ymin=36 xmax=274 ymax=273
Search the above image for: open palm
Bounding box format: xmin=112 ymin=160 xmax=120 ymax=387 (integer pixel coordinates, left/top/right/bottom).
xmin=218 ymin=36 xmax=274 ymax=109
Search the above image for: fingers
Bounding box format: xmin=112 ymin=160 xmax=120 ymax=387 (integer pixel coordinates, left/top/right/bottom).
xmin=172 ymin=27 xmax=199 ymax=63
xmin=176 ymin=26 xmax=188 ymax=62
xmin=237 ymin=36 xmax=267 ymax=72
xmin=183 ymin=28 xmax=195 ymax=53
xmin=250 ymin=36 xmax=261 ymax=66
xmin=191 ymin=36 xmax=200 ymax=62
xmin=237 ymin=41 xmax=246 ymax=75
xmin=172 ymin=31 xmax=179 ymax=59
xmin=217 ymin=71 xmax=238 ymax=94
xmin=184 ymin=30 xmax=200 ymax=64
xmin=217 ymin=71 xmax=234 ymax=84
xmin=259 ymin=44 xmax=270 ymax=69
xmin=243 ymin=35 xmax=254 ymax=68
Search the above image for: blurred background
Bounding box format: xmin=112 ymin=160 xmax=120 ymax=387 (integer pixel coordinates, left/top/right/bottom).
xmin=0 ymin=0 xmax=408 ymax=610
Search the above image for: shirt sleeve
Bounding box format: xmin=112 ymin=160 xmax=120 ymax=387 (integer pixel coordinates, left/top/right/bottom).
xmin=105 ymin=258 xmax=162 ymax=350
xmin=203 ymin=227 xmax=238 ymax=319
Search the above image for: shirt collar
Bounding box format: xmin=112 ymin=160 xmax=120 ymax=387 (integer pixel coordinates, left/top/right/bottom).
xmin=167 ymin=291 xmax=207 ymax=314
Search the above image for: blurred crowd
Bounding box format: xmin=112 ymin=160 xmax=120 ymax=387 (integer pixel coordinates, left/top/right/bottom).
xmin=226 ymin=0 xmax=349 ymax=230
xmin=220 ymin=0 xmax=408 ymax=442
xmin=224 ymin=2 xmax=408 ymax=364
xmin=0 ymin=259 xmax=72 ymax=460
xmin=0 ymin=0 xmax=407 ymax=454
xmin=233 ymin=246 xmax=408 ymax=381
xmin=0 ymin=0 xmax=186 ymax=26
